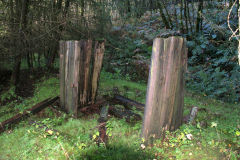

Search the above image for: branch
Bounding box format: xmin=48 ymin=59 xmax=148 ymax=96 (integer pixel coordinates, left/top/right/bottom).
xmin=228 ymin=0 xmax=238 ymax=40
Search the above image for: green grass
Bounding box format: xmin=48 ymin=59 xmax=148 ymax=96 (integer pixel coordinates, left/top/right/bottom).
xmin=0 ymin=71 xmax=239 ymax=160
xmin=0 ymin=76 xmax=59 ymax=122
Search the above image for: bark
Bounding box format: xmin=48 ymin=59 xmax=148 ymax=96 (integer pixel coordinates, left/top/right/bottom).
xmin=108 ymin=106 xmax=142 ymax=122
xmin=111 ymin=94 xmax=145 ymax=111
xmin=141 ymin=37 xmax=187 ymax=143
xmin=91 ymin=41 xmax=105 ymax=103
xmin=81 ymin=40 xmax=93 ymax=105
xmin=60 ymin=40 xmax=105 ymax=116
xmin=60 ymin=41 xmax=80 ymax=116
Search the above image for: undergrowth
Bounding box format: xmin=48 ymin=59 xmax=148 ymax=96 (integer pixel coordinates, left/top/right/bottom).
xmin=0 ymin=76 xmax=59 ymax=122
xmin=0 ymin=72 xmax=239 ymax=160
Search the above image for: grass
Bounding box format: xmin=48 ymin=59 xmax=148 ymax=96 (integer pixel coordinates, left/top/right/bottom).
xmin=0 ymin=71 xmax=239 ymax=160
xmin=0 ymin=77 xmax=59 ymax=122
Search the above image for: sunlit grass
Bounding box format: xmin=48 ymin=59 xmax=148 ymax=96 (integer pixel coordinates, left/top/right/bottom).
xmin=0 ymin=71 xmax=239 ymax=159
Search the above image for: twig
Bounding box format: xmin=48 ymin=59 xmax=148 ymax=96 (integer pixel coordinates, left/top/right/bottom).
xmin=227 ymin=0 xmax=240 ymax=64
xmin=59 ymin=142 xmax=70 ymax=160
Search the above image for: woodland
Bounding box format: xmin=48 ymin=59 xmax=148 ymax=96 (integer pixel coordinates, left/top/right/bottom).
xmin=0 ymin=0 xmax=240 ymax=159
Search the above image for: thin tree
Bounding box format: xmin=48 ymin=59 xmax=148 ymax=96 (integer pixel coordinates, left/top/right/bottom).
xmin=158 ymin=1 xmax=171 ymax=29
xmin=228 ymin=0 xmax=240 ymax=64
xmin=11 ymin=0 xmax=30 ymax=85
xmin=196 ymin=0 xmax=203 ymax=33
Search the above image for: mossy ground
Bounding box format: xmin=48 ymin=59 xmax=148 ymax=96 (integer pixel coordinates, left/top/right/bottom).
xmin=0 ymin=71 xmax=239 ymax=160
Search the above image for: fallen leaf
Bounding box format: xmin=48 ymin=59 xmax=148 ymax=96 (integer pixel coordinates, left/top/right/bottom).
xmin=186 ymin=134 xmax=193 ymax=140
xmin=141 ymin=144 xmax=145 ymax=149
xmin=47 ymin=130 xmax=53 ymax=135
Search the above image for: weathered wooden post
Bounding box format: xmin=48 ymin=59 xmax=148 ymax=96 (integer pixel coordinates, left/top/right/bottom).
xmin=59 ymin=41 xmax=80 ymax=116
xmin=91 ymin=42 xmax=105 ymax=103
xmin=141 ymin=36 xmax=187 ymax=142
xmin=59 ymin=40 xmax=105 ymax=116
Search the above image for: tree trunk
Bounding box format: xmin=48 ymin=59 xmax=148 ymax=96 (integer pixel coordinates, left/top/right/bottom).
xmin=60 ymin=40 xmax=105 ymax=116
xmin=60 ymin=41 xmax=81 ymax=116
xmin=180 ymin=0 xmax=185 ymax=33
xmin=141 ymin=37 xmax=187 ymax=143
xmin=81 ymin=0 xmax=84 ymax=16
xmin=196 ymin=0 xmax=203 ymax=33
xmin=158 ymin=1 xmax=171 ymax=29
xmin=11 ymin=0 xmax=30 ymax=85
xmin=162 ymin=1 xmax=173 ymax=28
xmin=186 ymin=0 xmax=193 ymax=34
xmin=47 ymin=0 xmax=70 ymax=70
xmin=183 ymin=0 xmax=189 ymax=33
xmin=174 ymin=0 xmax=179 ymax=28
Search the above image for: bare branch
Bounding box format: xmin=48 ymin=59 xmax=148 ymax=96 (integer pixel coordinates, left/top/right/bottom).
xmin=228 ymin=0 xmax=238 ymax=40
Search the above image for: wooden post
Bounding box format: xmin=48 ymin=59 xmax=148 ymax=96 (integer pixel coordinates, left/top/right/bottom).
xmin=59 ymin=41 xmax=80 ymax=116
xmin=59 ymin=40 xmax=105 ymax=116
xmin=79 ymin=40 xmax=93 ymax=106
xmin=141 ymin=37 xmax=187 ymax=142
xmin=91 ymin=41 xmax=105 ymax=103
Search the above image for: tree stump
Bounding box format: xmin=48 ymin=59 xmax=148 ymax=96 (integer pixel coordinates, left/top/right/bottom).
xmin=59 ymin=40 xmax=105 ymax=116
xmin=141 ymin=37 xmax=187 ymax=142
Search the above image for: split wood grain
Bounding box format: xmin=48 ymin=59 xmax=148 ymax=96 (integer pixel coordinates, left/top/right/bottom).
xmin=142 ymin=36 xmax=187 ymax=142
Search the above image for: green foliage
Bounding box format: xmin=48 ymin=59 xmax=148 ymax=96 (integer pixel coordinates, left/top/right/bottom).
xmin=187 ymin=34 xmax=240 ymax=103
xmin=0 ymin=75 xmax=59 ymax=122
xmin=0 ymin=86 xmax=17 ymax=103
xmin=104 ymin=33 xmax=151 ymax=81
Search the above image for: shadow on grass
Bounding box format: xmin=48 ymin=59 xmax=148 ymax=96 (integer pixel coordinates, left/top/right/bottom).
xmin=75 ymin=143 xmax=153 ymax=160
